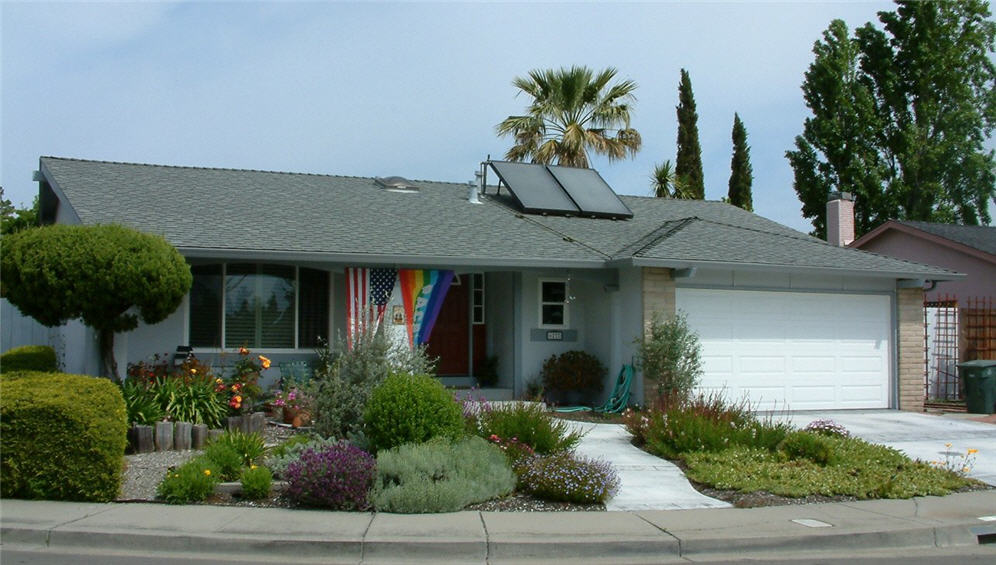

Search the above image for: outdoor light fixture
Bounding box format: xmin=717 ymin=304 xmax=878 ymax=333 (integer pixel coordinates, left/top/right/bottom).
xmin=173 ymin=345 xmax=193 ymax=366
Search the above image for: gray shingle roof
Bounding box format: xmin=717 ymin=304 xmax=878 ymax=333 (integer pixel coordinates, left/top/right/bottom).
xmin=39 ymin=156 xmax=958 ymax=278
xmin=897 ymin=221 xmax=996 ymax=256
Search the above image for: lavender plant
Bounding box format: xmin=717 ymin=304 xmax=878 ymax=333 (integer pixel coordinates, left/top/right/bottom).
xmin=284 ymin=443 xmax=376 ymax=510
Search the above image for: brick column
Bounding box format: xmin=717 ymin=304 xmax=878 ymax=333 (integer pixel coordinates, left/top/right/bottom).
xmin=897 ymin=287 xmax=925 ymax=412
xmin=641 ymin=268 xmax=676 ymax=405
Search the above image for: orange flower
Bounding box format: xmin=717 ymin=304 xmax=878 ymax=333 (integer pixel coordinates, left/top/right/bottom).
xmin=239 ymin=346 xmax=249 ymax=355
xmin=968 ymin=449 xmax=979 ymax=454
xmin=234 ymin=395 xmax=242 ymax=402
xmin=259 ymin=355 xmax=271 ymax=369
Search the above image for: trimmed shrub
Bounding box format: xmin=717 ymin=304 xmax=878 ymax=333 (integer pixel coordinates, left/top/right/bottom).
xmin=240 ymin=465 xmax=273 ymax=500
xmin=284 ymin=443 xmax=376 ymax=510
xmin=265 ymin=435 xmax=339 ymax=479
xmin=1 ymin=371 xmax=127 ymax=502
xmin=157 ymin=456 xmax=221 ymax=504
xmin=0 ymin=345 xmax=58 ymax=373
xmin=364 ymin=372 xmax=463 ymax=453
xmin=371 ymin=437 xmax=516 ymax=513
xmin=540 ymin=350 xmax=606 ymax=395
xmin=515 ymin=452 xmax=620 ymax=504
xmin=310 ymin=331 xmax=436 ymax=440
xmin=477 ymin=402 xmax=583 ymax=454
xmin=778 ymin=431 xmax=835 ymax=466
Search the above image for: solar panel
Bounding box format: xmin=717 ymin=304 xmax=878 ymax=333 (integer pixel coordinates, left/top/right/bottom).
xmin=548 ymin=165 xmax=633 ymax=219
xmin=488 ymin=161 xmax=580 ymax=215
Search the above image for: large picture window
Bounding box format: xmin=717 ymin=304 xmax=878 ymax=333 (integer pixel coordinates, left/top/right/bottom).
xmin=188 ymin=264 xmax=330 ymax=349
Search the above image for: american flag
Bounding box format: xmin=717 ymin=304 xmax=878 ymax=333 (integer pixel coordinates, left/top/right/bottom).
xmin=346 ymin=267 xmax=397 ymax=348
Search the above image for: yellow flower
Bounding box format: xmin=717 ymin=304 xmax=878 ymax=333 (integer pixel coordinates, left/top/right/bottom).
xmin=968 ymin=449 xmax=978 ymax=454
xmin=945 ymin=443 xmax=952 ymax=448
xmin=963 ymin=467 xmax=970 ymax=473
xmin=215 ymin=378 xmax=223 ymax=384
xmin=251 ymin=465 xmax=258 ymax=470
xmin=259 ymin=355 xmax=271 ymax=369
xmin=190 ymin=368 xmax=197 ymax=374
xmin=203 ymin=469 xmax=211 ymax=476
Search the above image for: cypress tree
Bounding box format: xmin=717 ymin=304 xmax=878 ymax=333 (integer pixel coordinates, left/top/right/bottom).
xmin=675 ymin=69 xmax=705 ymax=199
xmin=727 ymin=113 xmax=753 ymax=211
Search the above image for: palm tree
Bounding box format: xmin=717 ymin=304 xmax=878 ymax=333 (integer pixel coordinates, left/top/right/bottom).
xmin=651 ymin=160 xmax=694 ymax=198
xmin=496 ymin=66 xmax=642 ymax=168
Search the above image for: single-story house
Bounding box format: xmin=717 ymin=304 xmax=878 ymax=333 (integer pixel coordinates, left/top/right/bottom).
xmin=26 ymin=156 xmax=962 ymax=411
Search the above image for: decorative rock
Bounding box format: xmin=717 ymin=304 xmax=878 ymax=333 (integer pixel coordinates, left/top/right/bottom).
xmin=191 ymin=424 xmax=208 ymax=449
xmin=154 ymin=421 xmax=173 ymax=452
xmin=173 ymin=422 xmax=192 ymax=450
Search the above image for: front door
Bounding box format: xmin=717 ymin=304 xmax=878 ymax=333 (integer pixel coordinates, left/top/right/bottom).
xmin=426 ymin=275 xmax=469 ymax=375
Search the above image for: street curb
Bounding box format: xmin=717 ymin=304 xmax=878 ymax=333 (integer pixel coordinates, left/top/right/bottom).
xmin=2 ymin=518 xmax=986 ymax=563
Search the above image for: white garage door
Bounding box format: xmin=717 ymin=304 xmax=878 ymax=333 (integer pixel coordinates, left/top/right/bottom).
xmin=675 ymin=288 xmax=892 ymax=410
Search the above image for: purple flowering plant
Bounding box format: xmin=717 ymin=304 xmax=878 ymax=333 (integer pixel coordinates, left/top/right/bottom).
xmin=515 ymin=452 xmax=620 ymax=504
xmin=283 ymin=443 xmax=376 ymax=510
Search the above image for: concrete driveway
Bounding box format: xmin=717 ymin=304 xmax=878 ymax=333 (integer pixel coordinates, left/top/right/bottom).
xmin=780 ymin=410 xmax=996 ymax=486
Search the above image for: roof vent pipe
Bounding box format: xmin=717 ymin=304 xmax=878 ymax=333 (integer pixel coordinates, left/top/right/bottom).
xmin=469 ymin=170 xmax=482 ymax=204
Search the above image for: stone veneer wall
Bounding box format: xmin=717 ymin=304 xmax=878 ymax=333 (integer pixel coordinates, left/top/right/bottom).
xmin=641 ymin=268 xmax=676 ymax=406
xmin=897 ymin=287 xmax=926 ymax=412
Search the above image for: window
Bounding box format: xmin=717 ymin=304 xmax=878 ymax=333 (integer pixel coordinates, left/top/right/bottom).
xmin=188 ymin=264 xmax=330 ymax=349
xmin=472 ymin=273 xmax=485 ymax=325
xmin=539 ymin=279 xmax=568 ymax=327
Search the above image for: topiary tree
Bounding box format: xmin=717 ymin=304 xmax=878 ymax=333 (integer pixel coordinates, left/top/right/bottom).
xmin=0 ymin=224 xmax=192 ymax=381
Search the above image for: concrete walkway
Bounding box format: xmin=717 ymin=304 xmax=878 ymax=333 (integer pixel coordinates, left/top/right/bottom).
xmin=570 ymin=422 xmax=730 ymax=511
xmin=2 ymin=493 xmax=994 ymax=563
xmin=781 ymin=411 xmax=996 ymax=486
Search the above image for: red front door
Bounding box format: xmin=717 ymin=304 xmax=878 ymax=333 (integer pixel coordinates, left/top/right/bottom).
xmin=426 ymin=276 xmax=469 ymax=375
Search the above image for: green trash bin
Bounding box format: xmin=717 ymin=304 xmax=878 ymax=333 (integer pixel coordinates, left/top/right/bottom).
xmin=959 ymin=360 xmax=996 ymax=415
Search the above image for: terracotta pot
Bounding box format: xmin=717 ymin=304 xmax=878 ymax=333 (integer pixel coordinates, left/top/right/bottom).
xmin=282 ymin=407 xmax=311 ymax=427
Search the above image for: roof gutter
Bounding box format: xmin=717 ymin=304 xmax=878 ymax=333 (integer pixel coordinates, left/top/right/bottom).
xmin=606 ymin=256 xmax=965 ymax=281
xmin=178 ymin=247 xmax=607 ymax=270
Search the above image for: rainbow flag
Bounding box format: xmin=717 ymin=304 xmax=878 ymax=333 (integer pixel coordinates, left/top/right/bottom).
xmin=399 ymin=269 xmax=454 ymax=346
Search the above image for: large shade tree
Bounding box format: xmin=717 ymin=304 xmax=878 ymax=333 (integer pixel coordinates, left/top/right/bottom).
xmin=0 ymin=224 xmax=192 ymax=381
xmin=787 ymin=1 xmax=995 ymax=238
xmin=496 ymin=66 xmax=642 ymax=168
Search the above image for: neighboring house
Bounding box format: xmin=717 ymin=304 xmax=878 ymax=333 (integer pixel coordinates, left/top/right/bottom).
xmin=850 ymin=220 xmax=995 ymax=401
xmin=19 ymin=156 xmax=963 ymax=411
xmin=850 ymin=221 xmax=995 ymax=301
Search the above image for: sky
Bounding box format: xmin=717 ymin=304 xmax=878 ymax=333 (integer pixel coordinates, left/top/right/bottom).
xmin=2 ymin=0 xmax=907 ymax=234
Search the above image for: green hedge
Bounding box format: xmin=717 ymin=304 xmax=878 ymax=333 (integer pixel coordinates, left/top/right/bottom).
xmin=1 ymin=345 xmax=58 ymax=374
xmin=1 ymin=371 xmax=128 ymax=501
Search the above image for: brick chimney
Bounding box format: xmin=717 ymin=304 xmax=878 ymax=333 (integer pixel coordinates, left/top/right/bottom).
xmin=826 ymin=191 xmax=855 ymax=246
